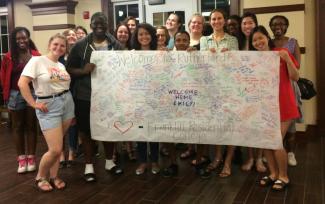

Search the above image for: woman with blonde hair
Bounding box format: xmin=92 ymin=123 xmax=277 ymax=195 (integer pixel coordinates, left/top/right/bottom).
xmin=18 ymin=33 xmax=74 ymax=192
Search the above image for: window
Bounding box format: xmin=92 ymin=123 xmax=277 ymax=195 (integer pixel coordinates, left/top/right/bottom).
xmin=114 ymin=3 xmax=139 ymax=28
xmin=0 ymin=5 xmax=9 ymax=61
xmin=200 ymin=0 xmax=230 ymax=21
xmin=152 ymin=11 xmax=185 ymax=28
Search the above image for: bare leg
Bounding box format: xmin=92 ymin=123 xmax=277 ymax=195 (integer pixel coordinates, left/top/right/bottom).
xmin=49 ymin=119 xmax=72 ymax=178
xmin=220 ymin=146 xmax=234 ymax=177
xmin=215 ymin=145 xmax=223 ymax=161
xmin=256 ymin=148 xmax=267 ymax=172
xmin=25 ymin=107 xmax=37 ymax=155
xmin=274 ymin=120 xmax=291 ymax=183
xmin=10 ymin=110 xmax=25 ymax=156
xmin=263 ymin=149 xmax=278 ymax=180
xmin=36 ymin=126 xmax=64 ymax=180
xmin=80 ymin=131 xmax=94 ymax=164
xmin=241 ymin=147 xmax=254 ymax=171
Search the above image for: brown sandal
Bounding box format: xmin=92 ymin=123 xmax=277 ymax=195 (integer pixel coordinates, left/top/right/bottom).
xmin=49 ymin=177 xmax=66 ymax=190
xmin=35 ymin=178 xmax=53 ymax=192
xmin=206 ymin=159 xmax=223 ymax=171
xmin=219 ymin=165 xmax=231 ymax=178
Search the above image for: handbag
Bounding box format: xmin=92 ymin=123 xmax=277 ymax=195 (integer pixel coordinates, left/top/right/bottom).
xmin=297 ymin=78 xmax=317 ymax=100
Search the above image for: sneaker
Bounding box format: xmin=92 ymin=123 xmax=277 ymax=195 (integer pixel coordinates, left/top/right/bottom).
xmin=27 ymin=155 xmax=36 ymax=172
xmin=84 ymin=173 xmax=97 ymax=182
xmin=151 ymin=163 xmax=160 ymax=175
xmin=288 ymin=152 xmax=297 ymax=166
xmin=17 ymin=155 xmax=27 ymax=173
xmin=162 ymin=164 xmax=178 ymax=178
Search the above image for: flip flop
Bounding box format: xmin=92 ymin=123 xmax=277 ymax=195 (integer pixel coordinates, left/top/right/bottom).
xmin=35 ymin=178 xmax=53 ymax=192
xmin=272 ymin=179 xmax=289 ymax=191
xmin=260 ymin=176 xmax=275 ymax=187
xmin=219 ymin=165 xmax=231 ymax=178
xmin=49 ymin=177 xmax=66 ymax=190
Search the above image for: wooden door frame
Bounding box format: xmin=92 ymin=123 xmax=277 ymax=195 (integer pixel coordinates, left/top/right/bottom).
xmin=316 ymin=0 xmax=325 ymax=131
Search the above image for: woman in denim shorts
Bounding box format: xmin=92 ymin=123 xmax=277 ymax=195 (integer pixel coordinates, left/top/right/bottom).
xmin=0 ymin=27 xmax=40 ymax=174
xmin=18 ymin=33 xmax=74 ymax=192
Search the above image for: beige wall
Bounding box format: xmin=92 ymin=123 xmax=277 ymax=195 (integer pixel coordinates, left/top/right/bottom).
xmin=14 ymin=0 xmax=102 ymax=54
xmin=303 ymin=0 xmax=317 ymax=125
xmin=244 ymin=0 xmax=305 ymax=8
xmin=74 ymin=0 xmax=102 ymax=33
xmin=244 ymin=0 xmax=317 ymax=128
xmin=14 ymin=0 xmax=33 ymax=38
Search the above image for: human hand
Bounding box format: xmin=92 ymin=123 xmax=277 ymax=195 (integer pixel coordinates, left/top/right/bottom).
xmin=209 ymin=48 xmax=216 ymax=53
xmin=158 ymin=46 xmax=168 ymax=51
xmin=83 ymin=63 xmax=96 ymax=74
xmin=278 ymin=50 xmax=290 ymax=62
xmin=34 ymin=102 xmax=48 ymax=113
xmin=71 ymin=118 xmax=77 ymax=126
xmin=186 ymin=46 xmax=197 ymax=52
xmin=221 ymin=48 xmax=229 ymax=52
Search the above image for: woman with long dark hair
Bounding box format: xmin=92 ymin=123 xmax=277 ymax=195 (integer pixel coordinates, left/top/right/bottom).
xmin=250 ymin=26 xmax=299 ymax=190
xmin=269 ymin=15 xmax=302 ymax=167
xmin=131 ymin=23 xmax=160 ymax=175
xmin=1 ymin=27 xmax=40 ymax=174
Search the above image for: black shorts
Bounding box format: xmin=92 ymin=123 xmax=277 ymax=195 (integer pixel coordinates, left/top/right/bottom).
xmin=75 ymin=99 xmax=91 ymax=136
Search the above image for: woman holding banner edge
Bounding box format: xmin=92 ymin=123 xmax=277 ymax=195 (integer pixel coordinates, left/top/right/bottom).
xmin=250 ymin=25 xmax=299 ymax=191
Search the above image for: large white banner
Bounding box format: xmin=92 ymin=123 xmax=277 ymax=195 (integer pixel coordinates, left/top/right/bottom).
xmin=90 ymin=51 xmax=282 ymax=149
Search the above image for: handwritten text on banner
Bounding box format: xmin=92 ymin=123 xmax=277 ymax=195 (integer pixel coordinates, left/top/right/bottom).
xmin=90 ymin=51 xmax=281 ymax=149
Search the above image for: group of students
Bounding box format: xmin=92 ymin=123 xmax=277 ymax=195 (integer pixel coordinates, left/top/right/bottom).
xmin=0 ymin=9 xmax=301 ymax=193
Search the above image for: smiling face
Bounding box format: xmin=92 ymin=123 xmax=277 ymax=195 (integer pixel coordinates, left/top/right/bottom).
xmin=189 ymin=16 xmax=204 ymax=34
xmin=174 ymin=33 xmax=190 ymax=51
xmin=76 ymin=28 xmax=86 ymax=39
xmin=48 ymin=37 xmax=66 ymax=58
xmin=270 ymin=17 xmax=288 ymax=38
xmin=138 ymin=28 xmax=152 ymax=49
xmin=65 ymin=30 xmax=77 ymax=45
xmin=90 ymin=17 xmax=108 ymax=38
xmin=127 ymin=19 xmax=137 ymax=33
xmin=210 ymin=11 xmax=225 ymax=32
xmin=156 ymin=28 xmax=167 ymax=46
xmin=226 ymin=18 xmax=240 ymax=36
xmin=16 ymin=31 xmax=29 ymax=50
xmin=116 ymin=25 xmax=129 ymax=44
xmin=165 ymin=14 xmax=181 ymax=32
xmin=241 ymin=17 xmax=256 ymax=37
xmin=252 ymin=31 xmax=269 ymax=51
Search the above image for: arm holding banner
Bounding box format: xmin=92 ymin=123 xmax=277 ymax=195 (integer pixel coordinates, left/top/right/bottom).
xmin=278 ymin=50 xmax=299 ymax=81
xmin=199 ymin=36 xmax=209 ymax=51
xmin=67 ymin=63 xmax=96 ymax=77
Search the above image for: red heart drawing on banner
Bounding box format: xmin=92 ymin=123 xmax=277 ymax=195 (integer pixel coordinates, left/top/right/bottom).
xmin=113 ymin=121 xmax=133 ymax=134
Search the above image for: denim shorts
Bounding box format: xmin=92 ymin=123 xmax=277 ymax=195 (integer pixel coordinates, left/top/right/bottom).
xmin=7 ymin=90 xmax=35 ymax=111
xmin=36 ymin=91 xmax=75 ymax=131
